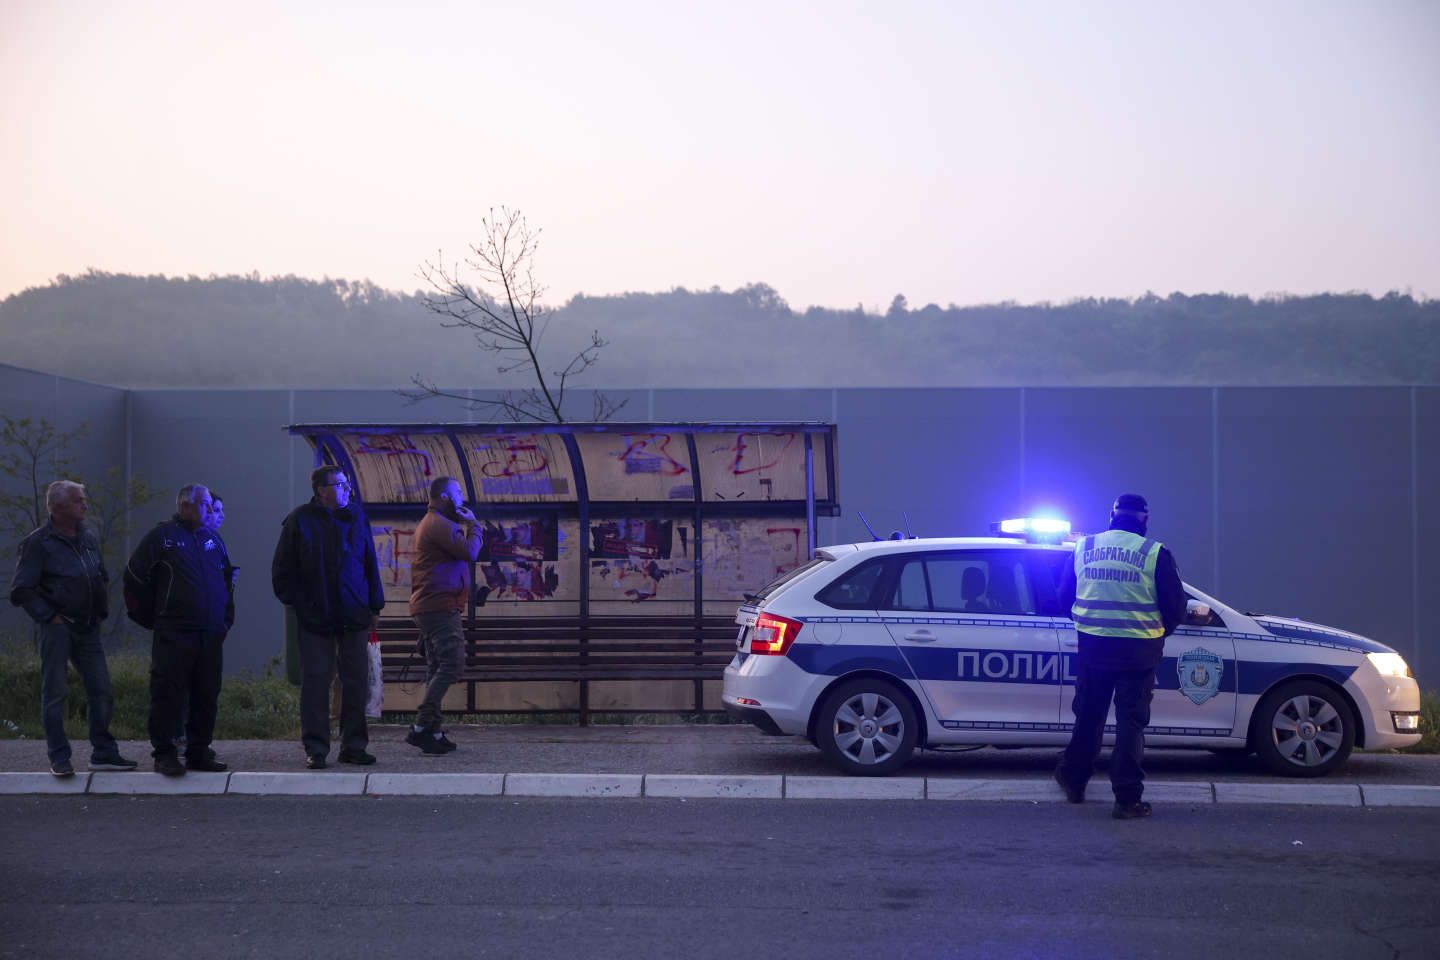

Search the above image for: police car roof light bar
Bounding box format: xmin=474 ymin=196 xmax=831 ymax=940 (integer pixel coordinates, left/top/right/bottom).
xmin=992 ymin=517 xmax=1072 ymax=543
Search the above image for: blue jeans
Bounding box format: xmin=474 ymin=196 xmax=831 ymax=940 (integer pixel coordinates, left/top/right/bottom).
xmin=39 ymin=621 xmax=119 ymax=765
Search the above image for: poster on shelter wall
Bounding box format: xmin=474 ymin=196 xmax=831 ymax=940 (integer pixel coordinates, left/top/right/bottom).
xmin=700 ymin=517 xmax=808 ymax=600
xmin=575 ymin=432 xmax=695 ymax=502
xmin=588 ymin=518 xmax=695 ymax=603
xmin=476 ymin=516 xmax=577 ymax=602
xmin=696 ymin=432 xmax=825 ymax=503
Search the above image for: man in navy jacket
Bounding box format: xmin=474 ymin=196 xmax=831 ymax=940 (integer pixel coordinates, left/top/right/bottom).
xmin=271 ymin=465 xmax=385 ymax=769
xmin=124 ymin=484 xmax=233 ymax=776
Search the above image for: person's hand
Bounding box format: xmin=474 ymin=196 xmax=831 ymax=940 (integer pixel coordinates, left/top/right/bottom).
xmin=455 ymin=504 xmax=477 ymax=524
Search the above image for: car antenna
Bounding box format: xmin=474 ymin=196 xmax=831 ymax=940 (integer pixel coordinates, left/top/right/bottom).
xmin=857 ymin=511 xmax=883 ymax=542
xmin=902 ymin=512 xmax=916 ymax=539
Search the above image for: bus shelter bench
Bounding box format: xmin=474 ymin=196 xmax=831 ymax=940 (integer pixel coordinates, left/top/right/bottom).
xmin=375 ymin=614 xmax=739 ymax=723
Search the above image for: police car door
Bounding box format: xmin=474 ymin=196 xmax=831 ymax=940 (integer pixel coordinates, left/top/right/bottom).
xmin=883 ymin=550 xmax=1063 ymax=730
xmin=1149 ymin=590 xmax=1238 ymax=739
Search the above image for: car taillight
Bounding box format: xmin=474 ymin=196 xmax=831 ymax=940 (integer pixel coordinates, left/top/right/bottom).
xmin=751 ymin=613 xmax=803 ymax=656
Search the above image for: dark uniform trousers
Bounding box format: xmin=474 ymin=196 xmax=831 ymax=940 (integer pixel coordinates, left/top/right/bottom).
xmin=148 ymin=629 xmax=224 ymax=760
xmin=298 ymin=627 xmax=369 ymax=758
xmin=1058 ymin=662 xmax=1156 ymax=805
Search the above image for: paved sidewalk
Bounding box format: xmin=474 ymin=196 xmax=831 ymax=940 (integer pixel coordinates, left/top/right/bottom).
xmin=2 ymin=723 xmax=1437 ymax=803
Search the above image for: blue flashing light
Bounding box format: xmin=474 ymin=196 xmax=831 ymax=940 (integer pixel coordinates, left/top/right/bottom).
xmin=994 ymin=517 xmax=1072 ymax=540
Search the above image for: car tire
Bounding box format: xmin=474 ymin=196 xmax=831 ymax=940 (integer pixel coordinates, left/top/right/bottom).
xmin=1250 ymin=680 xmax=1355 ymax=778
xmin=815 ymin=677 xmax=918 ymax=777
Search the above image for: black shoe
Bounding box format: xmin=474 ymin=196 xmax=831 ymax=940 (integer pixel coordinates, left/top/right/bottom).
xmin=306 ymin=754 xmax=327 ymax=770
xmin=50 ymin=760 xmax=75 ymax=778
xmin=154 ymin=754 xmax=186 ymax=777
xmin=337 ymin=749 xmax=376 ymax=766
xmin=185 ymin=755 xmax=229 ymax=773
xmin=1053 ymin=768 xmax=1084 ymax=804
xmin=1113 ymin=801 xmax=1152 ymax=820
xmin=435 ymin=733 xmax=458 ymax=753
xmin=90 ymin=754 xmax=139 ymax=771
xmin=406 ymin=729 xmax=449 ymax=756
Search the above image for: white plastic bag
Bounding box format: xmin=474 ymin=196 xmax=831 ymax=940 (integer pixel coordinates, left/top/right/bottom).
xmin=366 ymin=630 xmax=385 ymax=719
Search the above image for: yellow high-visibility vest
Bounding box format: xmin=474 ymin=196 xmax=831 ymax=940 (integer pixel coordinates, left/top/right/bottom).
xmin=1071 ymin=529 xmax=1165 ymax=640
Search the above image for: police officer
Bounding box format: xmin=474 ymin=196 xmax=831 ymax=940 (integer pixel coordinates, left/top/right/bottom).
xmin=1055 ymin=494 xmax=1186 ymax=819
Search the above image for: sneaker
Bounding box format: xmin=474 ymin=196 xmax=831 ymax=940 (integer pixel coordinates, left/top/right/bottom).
xmin=154 ymin=754 xmax=186 ymax=777
xmin=405 ymin=729 xmax=449 ymax=756
xmin=50 ymin=759 xmax=75 ymax=778
xmin=435 ymin=732 xmax=458 ymax=753
xmin=1053 ymin=768 xmax=1084 ymax=804
xmin=337 ymin=749 xmax=376 ymax=766
xmin=91 ymin=754 xmax=139 ymax=771
xmin=305 ymin=754 xmax=327 ymax=770
xmin=1113 ymin=800 xmax=1152 ymax=820
xmin=185 ymin=754 xmax=229 ymax=773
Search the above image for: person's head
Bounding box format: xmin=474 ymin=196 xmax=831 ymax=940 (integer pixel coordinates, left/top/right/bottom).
xmin=176 ymin=484 xmax=213 ymax=528
xmin=1110 ymin=493 xmax=1149 ymax=535
xmin=46 ymin=480 xmax=87 ymax=528
xmin=311 ymin=466 xmax=352 ymax=510
xmin=428 ymin=475 xmax=464 ymax=518
xmin=208 ymin=493 xmax=225 ymax=530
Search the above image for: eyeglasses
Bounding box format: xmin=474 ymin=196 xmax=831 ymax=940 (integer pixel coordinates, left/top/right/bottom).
xmin=322 ymin=479 xmax=353 ymax=491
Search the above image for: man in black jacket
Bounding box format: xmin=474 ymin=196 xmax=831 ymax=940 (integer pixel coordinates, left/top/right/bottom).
xmin=271 ymin=466 xmax=385 ymax=769
xmin=9 ymin=480 xmax=137 ymax=777
xmin=124 ymin=484 xmax=234 ymax=776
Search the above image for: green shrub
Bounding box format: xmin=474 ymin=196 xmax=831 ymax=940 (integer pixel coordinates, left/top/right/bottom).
xmin=0 ymin=638 xmax=298 ymax=741
xmin=1402 ymin=689 xmax=1440 ymax=754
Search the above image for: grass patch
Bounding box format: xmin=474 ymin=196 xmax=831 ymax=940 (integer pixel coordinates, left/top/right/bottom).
xmin=1400 ymin=688 xmax=1440 ymax=754
xmin=0 ymin=638 xmax=299 ymax=742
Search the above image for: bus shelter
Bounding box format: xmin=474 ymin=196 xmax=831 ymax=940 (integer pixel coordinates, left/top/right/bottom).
xmin=286 ymin=421 xmax=840 ymax=718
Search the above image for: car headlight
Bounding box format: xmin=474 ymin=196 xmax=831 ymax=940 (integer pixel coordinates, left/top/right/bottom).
xmin=1366 ymin=652 xmax=1412 ymax=678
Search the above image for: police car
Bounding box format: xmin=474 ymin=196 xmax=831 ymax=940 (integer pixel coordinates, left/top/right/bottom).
xmin=722 ymin=519 xmax=1423 ymax=777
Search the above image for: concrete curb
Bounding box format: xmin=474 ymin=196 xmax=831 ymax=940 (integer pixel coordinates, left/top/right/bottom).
xmin=0 ymin=771 xmax=1436 ymax=806
xmin=367 ymin=773 xmax=504 ymax=796
xmin=227 ymin=772 xmax=367 ymax=796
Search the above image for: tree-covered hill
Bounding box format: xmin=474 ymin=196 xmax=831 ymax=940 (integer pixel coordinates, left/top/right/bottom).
xmin=1 ymin=271 xmax=1435 ymax=388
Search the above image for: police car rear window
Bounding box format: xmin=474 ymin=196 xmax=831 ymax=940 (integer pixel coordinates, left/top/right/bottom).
xmin=815 ymin=558 xmax=888 ymax=610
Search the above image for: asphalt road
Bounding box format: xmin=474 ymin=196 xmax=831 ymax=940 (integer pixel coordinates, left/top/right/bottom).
xmin=3 ymin=796 xmax=1438 ymax=960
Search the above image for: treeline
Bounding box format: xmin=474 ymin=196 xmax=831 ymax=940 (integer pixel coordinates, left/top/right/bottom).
xmin=1 ymin=270 xmax=1436 ymax=388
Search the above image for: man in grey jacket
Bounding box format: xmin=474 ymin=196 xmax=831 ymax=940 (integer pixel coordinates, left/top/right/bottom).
xmin=9 ymin=480 xmax=138 ymax=777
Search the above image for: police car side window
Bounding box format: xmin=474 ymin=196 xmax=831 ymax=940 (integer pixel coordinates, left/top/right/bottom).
xmin=886 ymin=560 xmax=930 ymax=611
xmin=927 ymin=553 xmax=1036 ymax=616
xmin=815 ymin=559 xmax=889 ymax=610
xmin=1024 ymin=551 xmax=1070 ymax=617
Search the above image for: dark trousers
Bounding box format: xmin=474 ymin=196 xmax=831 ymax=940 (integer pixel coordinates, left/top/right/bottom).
xmin=298 ymin=627 xmax=369 ymax=758
xmin=413 ymin=610 xmax=464 ymax=731
xmin=39 ymin=620 xmax=118 ymax=765
xmin=147 ymin=630 xmax=224 ymax=759
xmin=1058 ymin=662 xmax=1156 ymax=805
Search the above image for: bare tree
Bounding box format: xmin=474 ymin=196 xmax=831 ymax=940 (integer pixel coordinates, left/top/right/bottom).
xmin=0 ymin=416 xmax=87 ymax=552
xmin=403 ymin=207 xmax=626 ymax=423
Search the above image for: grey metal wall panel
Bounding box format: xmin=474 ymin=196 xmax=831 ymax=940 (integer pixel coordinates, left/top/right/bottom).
xmin=129 ymin=390 xmax=295 ymax=674
xmin=1024 ymin=388 xmax=1217 ymax=592
xmin=1217 ymin=387 xmax=1414 ymax=659
xmin=1415 ymin=387 xmax=1440 ymax=688
xmin=652 ymin=389 xmax=835 ymax=422
xmin=833 ymin=389 xmax=1022 ymax=545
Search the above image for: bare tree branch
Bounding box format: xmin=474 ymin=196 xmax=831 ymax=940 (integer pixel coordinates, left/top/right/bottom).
xmin=407 ymin=207 xmax=623 ymax=424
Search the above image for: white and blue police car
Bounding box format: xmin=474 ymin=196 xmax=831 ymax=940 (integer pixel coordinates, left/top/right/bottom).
xmin=722 ymin=518 xmax=1423 ymax=777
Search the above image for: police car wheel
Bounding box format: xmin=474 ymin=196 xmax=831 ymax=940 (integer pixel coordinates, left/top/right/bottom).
xmin=1251 ymin=681 xmax=1355 ymax=778
xmin=815 ymin=679 xmax=918 ymax=776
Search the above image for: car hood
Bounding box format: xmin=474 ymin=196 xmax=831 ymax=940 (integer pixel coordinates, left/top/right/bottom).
xmin=1251 ymin=615 xmax=1395 ymax=655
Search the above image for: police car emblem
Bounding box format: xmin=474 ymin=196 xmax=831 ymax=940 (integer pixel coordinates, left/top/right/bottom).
xmin=1177 ymin=647 xmax=1223 ymax=705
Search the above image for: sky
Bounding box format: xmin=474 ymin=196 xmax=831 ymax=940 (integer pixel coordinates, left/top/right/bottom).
xmin=2 ymin=0 xmax=1437 ymax=310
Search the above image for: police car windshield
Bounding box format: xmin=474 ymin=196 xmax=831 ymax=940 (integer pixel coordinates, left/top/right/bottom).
xmin=747 ymin=557 xmax=830 ymax=602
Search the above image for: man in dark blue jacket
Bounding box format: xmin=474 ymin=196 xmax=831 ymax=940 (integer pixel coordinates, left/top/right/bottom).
xmin=271 ymin=466 xmax=385 ymax=769
xmin=124 ymin=484 xmax=234 ymax=776
xmin=10 ymin=480 xmax=137 ymax=777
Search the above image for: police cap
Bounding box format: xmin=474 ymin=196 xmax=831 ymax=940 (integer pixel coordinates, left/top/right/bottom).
xmin=1113 ymin=493 xmax=1149 ymax=513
